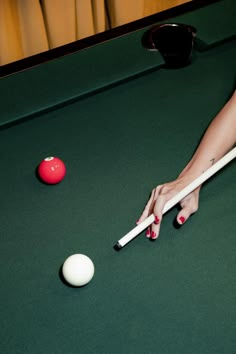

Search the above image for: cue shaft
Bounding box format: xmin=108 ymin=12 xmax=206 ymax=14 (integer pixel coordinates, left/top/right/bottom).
xmin=116 ymin=147 xmax=236 ymax=248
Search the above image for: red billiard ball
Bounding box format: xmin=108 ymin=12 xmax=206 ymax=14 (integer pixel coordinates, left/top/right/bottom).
xmin=38 ymin=157 xmax=66 ymax=184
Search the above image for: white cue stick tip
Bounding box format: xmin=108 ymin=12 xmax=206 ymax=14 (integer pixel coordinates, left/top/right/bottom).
xmin=115 ymin=242 xmax=122 ymax=250
xmin=116 ymin=147 xmax=236 ymax=249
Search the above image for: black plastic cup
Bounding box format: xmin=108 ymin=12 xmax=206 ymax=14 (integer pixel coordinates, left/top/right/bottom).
xmin=142 ymin=23 xmax=197 ymax=68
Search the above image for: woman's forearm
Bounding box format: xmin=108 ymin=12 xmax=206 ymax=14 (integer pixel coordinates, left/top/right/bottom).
xmin=181 ymin=90 xmax=236 ymax=177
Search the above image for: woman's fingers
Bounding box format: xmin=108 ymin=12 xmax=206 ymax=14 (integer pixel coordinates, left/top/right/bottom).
xmin=137 ymin=186 xmax=162 ymax=224
xmin=150 ymin=192 xmax=167 ymax=239
xmin=137 ymin=180 xmax=201 ymax=240
xmin=177 ymin=189 xmax=200 ymax=224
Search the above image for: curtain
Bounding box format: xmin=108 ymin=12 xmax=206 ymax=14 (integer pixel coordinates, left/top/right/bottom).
xmin=107 ymin=0 xmax=190 ymax=27
xmin=144 ymin=0 xmax=191 ymax=16
xmin=0 ymin=0 xmax=48 ymax=65
xmin=41 ymin=0 xmax=107 ymax=48
xmin=0 ymin=0 xmax=190 ymax=66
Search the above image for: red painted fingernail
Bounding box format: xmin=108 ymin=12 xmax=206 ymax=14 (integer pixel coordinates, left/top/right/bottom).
xmin=136 ymin=220 xmax=140 ymax=224
xmin=151 ymin=231 xmax=157 ymax=239
xmin=154 ymin=216 xmax=160 ymax=225
xmin=179 ymin=216 xmax=186 ymax=224
xmin=146 ymin=230 xmax=151 ymax=238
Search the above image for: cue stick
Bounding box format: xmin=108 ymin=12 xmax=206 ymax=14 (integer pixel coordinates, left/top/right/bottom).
xmin=116 ymin=147 xmax=236 ymax=249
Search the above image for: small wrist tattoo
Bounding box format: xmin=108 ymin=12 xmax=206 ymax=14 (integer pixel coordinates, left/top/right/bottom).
xmin=202 ymin=157 xmax=216 ymax=174
xmin=210 ymin=158 xmax=215 ymax=165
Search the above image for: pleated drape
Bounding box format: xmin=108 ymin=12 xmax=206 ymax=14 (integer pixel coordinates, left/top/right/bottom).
xmin=0 ymin=0 xmax=48 ymax=65
xmin=0 ymin=0 xmax=190 ymax=65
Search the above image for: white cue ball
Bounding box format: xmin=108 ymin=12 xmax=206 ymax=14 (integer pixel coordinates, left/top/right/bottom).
xmin=62 ymin=254 xmax=95 ymax=287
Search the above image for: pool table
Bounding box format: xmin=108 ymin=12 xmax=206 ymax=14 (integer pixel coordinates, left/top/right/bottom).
xmin=0 ymin=1 xmax=235 ymax=353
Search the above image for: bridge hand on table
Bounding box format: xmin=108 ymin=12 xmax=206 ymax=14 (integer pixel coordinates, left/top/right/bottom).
xmin=137 ymin=175 xmax=201 ymax=240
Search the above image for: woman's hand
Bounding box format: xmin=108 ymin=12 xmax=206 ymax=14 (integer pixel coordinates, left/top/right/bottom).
xmin=137 ymin=174 xmax=201 ymax=239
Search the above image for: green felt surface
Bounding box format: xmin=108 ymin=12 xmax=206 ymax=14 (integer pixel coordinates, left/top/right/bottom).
xmin=0 ymin=0 xmax=235 ymax=127
xmin=0 ymin=30 xmax=163 ymax=127
xmin=0 ymin=36 xmax=235 ymax=353
xmin=174 ymin=0 xmax=236 ymax=48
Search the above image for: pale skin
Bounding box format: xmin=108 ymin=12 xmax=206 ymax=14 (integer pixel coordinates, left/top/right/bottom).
xmin=138 ymin=90 xmax=236 ymax=239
